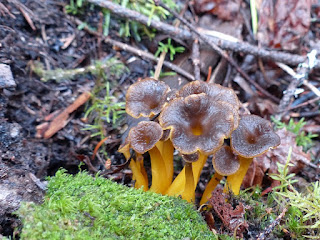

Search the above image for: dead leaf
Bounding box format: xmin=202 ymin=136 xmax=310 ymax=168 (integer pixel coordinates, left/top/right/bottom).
xmin=194 ymin=0 xmax=242 ymax=21
xmin=257 ymin=0 xmax=312 ymax=51
xmin=247 ymin=96 xmax=278 ymax=116
xmin=243 ymin=128 xmax=311 ymax=188
xmin=208 ymin=188 xmax=248 ymax=238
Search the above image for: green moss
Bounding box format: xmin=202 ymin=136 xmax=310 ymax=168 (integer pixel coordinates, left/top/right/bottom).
xmin=18 ymin=170 xmax=215 ymax=240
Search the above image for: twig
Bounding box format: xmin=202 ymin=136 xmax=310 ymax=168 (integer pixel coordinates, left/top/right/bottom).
xmin=288 ymin=96 xmax=320 ymax=111
xmin=107 ymin=38 xmax=195 ymax=81
xmin=290 ymin=111 xmax=320 ymax=118
xmin=154 ymin=0 xmax=279 ymax=103
xmin=9 ymin=0 xmax=36 ymax=30
xmin=0 ymin=3 xmax=16 ymax=19
xmin=154 ymin=51 xmax=166 ymax=80
xmin=276 ymin=50 xmax=318 ymax=119
xmin=192 ymin=38 xmax=200 ymax=80
xmin=70 ymin=17 xmax=195 ymax=81
xmin=86 ymin=0 xmax=318 ymax=69
xmin=256 ymin=208 xmax=287 ymax=240
xmin=188 ymin=3 xmax=200 ymax=81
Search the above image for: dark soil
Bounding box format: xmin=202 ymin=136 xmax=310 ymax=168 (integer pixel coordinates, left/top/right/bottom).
xmin=0 ymin=1 xmax=110 ymax=237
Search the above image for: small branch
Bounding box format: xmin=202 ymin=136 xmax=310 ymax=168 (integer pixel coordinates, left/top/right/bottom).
xmin=256 ymin=208 xmax=287 ymax=240
xmin=192 ymin=38 xmax=200 ymax=81
xmin=155 ymin=0 xmax=279 ymax=103
xmin=275 ymin=50 xmax=318 ymax=119
xmin=105 ymin=38 xmax=195 ymax=81
xmin=154 ymin=50 xmax=166 ymax=80
xmin=70 ymin=17 xmax=195 ymax=81
xmin=86 ymin=0 xmax=318 ymax=69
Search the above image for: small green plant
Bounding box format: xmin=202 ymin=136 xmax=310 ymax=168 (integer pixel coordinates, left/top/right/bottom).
xmin=65 ymin=0 xmax=178 ymax=41
xmin=83 ymin=82 xmax=125 ymax=137
xmin=115 ymin=0 xmax=177 ymax=40
xmin=271 ymin=116 xmax=318 ymax=151
xmin=269 ymin=148 xmax=320 ymax=239
xmin=82 ymin=58 xmax=127 ymax=144
xmin=155 ymin=38 xmax=185 ymax=61
xmin=65 ymin=0 xmax=85 ymax=15
xmin=269 ymin=147 xmax=298 ymax=195
xmin=250 ymin=0 xmax=258 ymax=36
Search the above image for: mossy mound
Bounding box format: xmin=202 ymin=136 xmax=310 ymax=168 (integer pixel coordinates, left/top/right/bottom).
xmin=18 ymin=170 xmax=215 ymax=239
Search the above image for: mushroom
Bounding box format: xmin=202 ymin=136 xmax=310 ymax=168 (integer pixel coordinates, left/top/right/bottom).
xmin=155 ymin=129 xmax=174 ymax=184
xmin=125 ymin=78 xmax=174 ymax=184
xmin=127 ymin=121 xmax=171 ymax=194
xmin=200 ymin=146 xmax=239 ymax=205
xmin=177 ymin=80 xmax=240 ymax=129
xmin=126 ymin=78 xmax=170 ymax=118
xmin=160 ymin=93 xmax=235 ymax=202
xmin=227 ymin=115 xmax=281 ymax=195
xmin=118 ymin=141 xmax=149 ymax=191
xmin=165 ymin=153 xmax=207 ymax=202
xmin=160 ymin=93 xmax=235 ymax=155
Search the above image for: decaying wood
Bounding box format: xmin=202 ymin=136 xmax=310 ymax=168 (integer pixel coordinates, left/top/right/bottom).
xmin=36 ymin=92 xmax=91 ymax=139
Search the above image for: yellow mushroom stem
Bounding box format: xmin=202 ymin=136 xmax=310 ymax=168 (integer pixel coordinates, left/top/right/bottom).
xmin=149 ymin=146 xmax=170 ymax=194
xmin=181 ymin=162 xmax=194 ymax=202
xmin=156 ymin=140 xmax=174 ymax=183
xmin=129 ymin=159 xmax=148 ymax=191
xmin=165 ymin=153 xmax=207 ymax=197
xmin=225 ymin=156 xmax=253 ymax=195
xmin=136 ymin=153 xmax=148 ymax=185
xmin=199 ymin=172 xmax=223 ymax=205
xmin=121 ymin=148 xmax=148 ymax=191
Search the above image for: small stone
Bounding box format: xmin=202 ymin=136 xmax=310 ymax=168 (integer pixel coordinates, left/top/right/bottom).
xmin=0 ymin=64 xmax=16 ymax=89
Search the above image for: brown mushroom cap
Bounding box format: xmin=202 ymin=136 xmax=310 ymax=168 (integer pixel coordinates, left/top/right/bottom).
xmin=178 ymin=81 xmax=240 ymax=129
xmin=126 ymin=78 xmax=170 ymax=118
xmin=231 ymin=115 xmax=281 ymax=158
xmin=159 ymin=93 xmax=234 ymax=155
xmin=128 ymin=121 xmax=163 ymax=154
xmin=178 ymin=81 xmax=238 ymax=106
xmin=212 ymin=146 xmax=240 ymax=176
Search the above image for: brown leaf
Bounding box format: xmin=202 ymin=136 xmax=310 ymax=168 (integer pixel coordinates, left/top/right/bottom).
xmin=257 ymin=0 xmax=312 ymax=51
xmin=243 ymin=128 xmax=311 ymax=188
xmin=194 ymin=0 xmax=242 ymax=21
xmin=208 ymin=188 xmax=248 ymax=237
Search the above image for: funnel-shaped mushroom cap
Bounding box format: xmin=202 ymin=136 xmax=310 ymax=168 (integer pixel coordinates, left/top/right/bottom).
xmin=212 ymin=146 xmax=240 ymax=176
xmin=159 ymin=93 xmax=234 ymax=155
xmin=231 ymin=115 xmax=281 ymax=158
xmin=178 ymin=81 xmax=239 ymax=107
xmin=128 ymin=121 xmax=163 ymax=154
xmin=126 ymin=78 xmax=170 ymax=118
xmin=178 ymin=81 xmax=240 ymax=129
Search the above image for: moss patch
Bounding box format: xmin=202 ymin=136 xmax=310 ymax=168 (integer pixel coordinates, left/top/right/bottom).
xmin=18 ymin=170 xmax=215 ymax=240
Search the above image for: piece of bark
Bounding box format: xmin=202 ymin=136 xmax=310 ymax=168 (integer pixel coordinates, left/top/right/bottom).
xmin=36 ymin=92 xmax=91 ymax=139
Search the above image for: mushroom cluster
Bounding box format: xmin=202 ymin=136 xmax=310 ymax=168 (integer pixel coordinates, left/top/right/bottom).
xmin=120 ymin=78 xmax=280 ymax=203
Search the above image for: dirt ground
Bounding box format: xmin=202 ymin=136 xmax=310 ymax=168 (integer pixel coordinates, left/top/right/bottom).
xmin=0 ymin=0 xmax=320 ymax=239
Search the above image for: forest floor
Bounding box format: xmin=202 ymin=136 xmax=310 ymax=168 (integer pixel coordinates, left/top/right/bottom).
xmin=0 ymin=0 xmax=320 ymax=239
